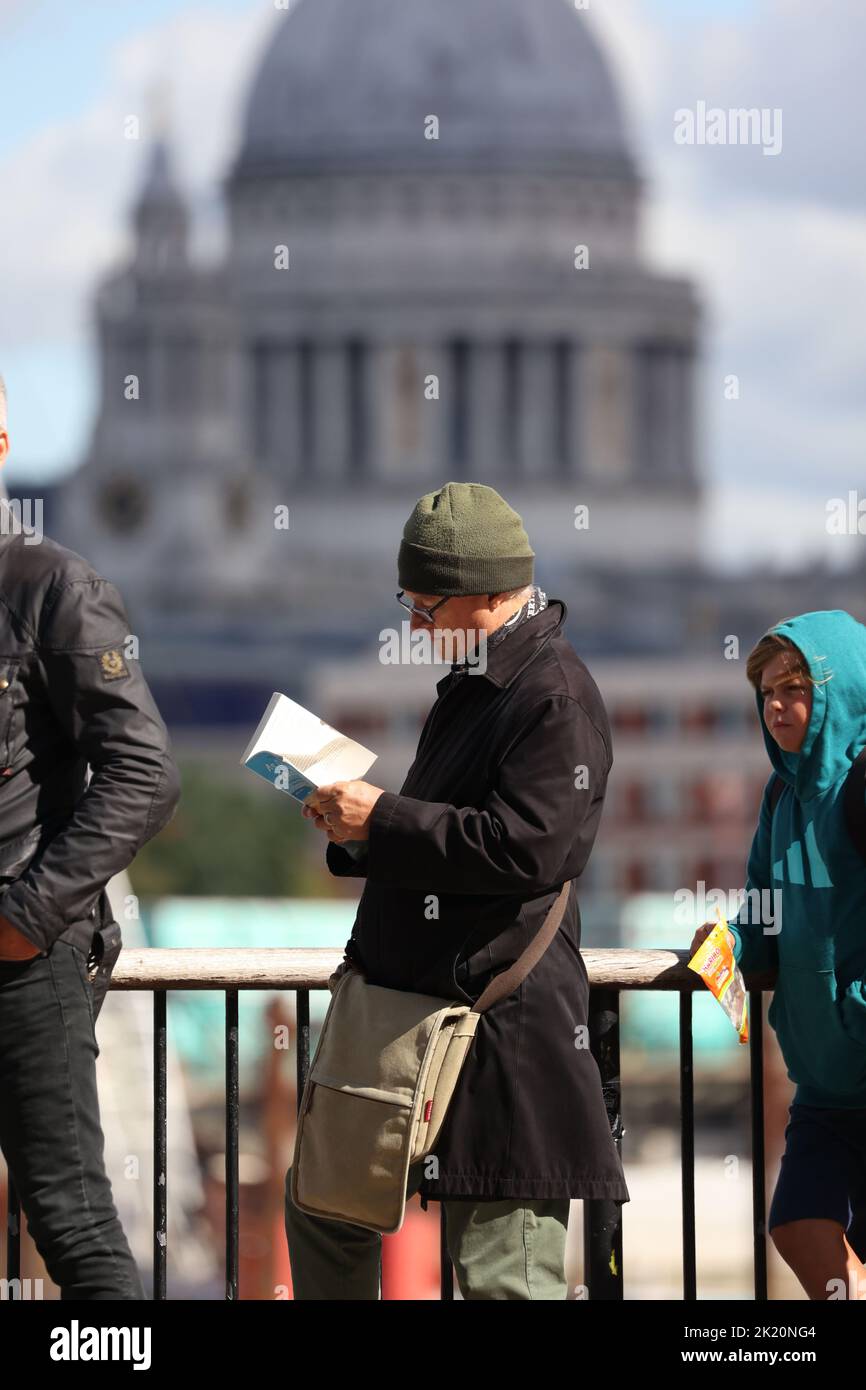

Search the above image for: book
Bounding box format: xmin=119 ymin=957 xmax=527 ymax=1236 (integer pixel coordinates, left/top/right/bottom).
xmin=240 ymin=692 xmax=378 ymax=806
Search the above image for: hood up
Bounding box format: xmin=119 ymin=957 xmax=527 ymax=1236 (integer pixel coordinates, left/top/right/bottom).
xmin=754 ymin=609 xmax=866 ymax=802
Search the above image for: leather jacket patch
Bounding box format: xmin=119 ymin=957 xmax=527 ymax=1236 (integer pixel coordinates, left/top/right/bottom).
xmin=98 ymin=649 xmax=130 ymax=681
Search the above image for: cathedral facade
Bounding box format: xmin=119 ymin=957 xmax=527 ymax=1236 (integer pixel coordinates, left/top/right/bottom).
xmin=49 ymin=0 xmax=866 ymax=895
xmin=59 ymin=0 xmax=703 ymax=707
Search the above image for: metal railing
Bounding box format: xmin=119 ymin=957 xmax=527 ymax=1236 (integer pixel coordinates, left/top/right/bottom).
xmin=3 ymin=947 xmax=775 ymax=1300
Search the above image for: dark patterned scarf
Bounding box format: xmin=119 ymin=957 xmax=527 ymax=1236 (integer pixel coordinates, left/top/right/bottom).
xmin=451 ymin=586 xmax=548 ymax=673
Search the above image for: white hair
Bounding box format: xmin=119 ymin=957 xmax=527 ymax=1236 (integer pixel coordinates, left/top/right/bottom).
xmin=0 ymin=375 xmax=7 ymax=433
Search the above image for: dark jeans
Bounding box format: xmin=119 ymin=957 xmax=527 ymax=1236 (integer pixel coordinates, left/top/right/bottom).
xmin=0 ymin=937 xmax=144 ymax=1299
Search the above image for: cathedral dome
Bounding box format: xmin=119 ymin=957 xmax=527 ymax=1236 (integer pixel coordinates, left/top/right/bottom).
xmin=232 ymin=0 xmax=636 ymax=179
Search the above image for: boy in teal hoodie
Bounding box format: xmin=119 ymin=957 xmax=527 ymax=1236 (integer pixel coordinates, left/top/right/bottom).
xmin=691 ymin=610 xmax=866 ymax=1300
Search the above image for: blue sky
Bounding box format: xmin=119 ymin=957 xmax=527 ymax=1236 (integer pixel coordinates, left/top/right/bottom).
xmin=0 ymin=0 xmax=268 ymax=479
xmin=0 ymin=0 xmax=757 ymax=161
xmin=0 ymin=1 xmax=188 ymax=157
xmin=1 ymin=0 xmax=863 ymax=570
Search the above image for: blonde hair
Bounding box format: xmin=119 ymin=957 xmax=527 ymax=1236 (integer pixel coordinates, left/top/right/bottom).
xmin=745 ymin=626 xmax=827 ymax=692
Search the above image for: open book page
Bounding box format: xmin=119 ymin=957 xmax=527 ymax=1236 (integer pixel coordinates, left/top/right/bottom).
xmin=240 ymin=692 xmax=378 ymax=806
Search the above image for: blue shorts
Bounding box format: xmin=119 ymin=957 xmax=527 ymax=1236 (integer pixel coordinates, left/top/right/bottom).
xmin=768 ymin=1102 xmax=866 ymax=1257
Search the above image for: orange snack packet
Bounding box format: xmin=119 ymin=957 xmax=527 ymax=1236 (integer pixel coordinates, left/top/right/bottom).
xmin=687 ymin=909 xmax=749 ymax=1044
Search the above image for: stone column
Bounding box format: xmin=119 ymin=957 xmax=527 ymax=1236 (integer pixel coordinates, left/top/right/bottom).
xmin=674 ymin=346 xmax=697 ymax=484
xmin=581 ymin=344 xmax=635 ymax=482
xmin=660 ymin=347 xmax=680 ymax=480
xmin=366 ymin=344 xmax=390 ymax=482
xmin=564 ymin=341 xmax=583 ymax=480
xmin=467 ymin=341 xmax=504 ymax=480
xmin=413 ymin=342 xmax=453 ymax=482
xmin=267 ymin=345 xmax=302 ymax=481
xmin=517 ymin=342 xmax=556 ymax=479
xmin=147 ymin=330 xmax=162 ymax=419
xmin=312 ymin=343 xmax=350 ymax=483
xmin=634 ymin=343 xmax=689 ymax=481
xmin=345 ymin=339 xmax=370 ymax=482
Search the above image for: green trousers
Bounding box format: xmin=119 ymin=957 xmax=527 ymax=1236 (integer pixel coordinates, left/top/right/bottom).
xmin=284 ymin=1160 xmax=571 ymax=1300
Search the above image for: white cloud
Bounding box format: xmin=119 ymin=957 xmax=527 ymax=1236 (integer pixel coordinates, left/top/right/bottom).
xmin=591 ymin=0 xmax=866 ymax=558
xmin=0 ymin=5 xmax=275 ymax=348
xmin=702 ymin=482 xmax=866 ymax=573
xmin=2 ymin=0 xmax=864 ymax=566
xmin=0 ymin=3 xmax=276 ymax=473
xmin=584 ymin=0 xmax=665 ymax=166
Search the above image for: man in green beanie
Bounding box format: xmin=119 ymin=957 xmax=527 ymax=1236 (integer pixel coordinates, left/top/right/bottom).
xmin=396 ymin=478 xmax=536 ymax=598
xmin=289 ymin=481 xmax=629 ymax=1300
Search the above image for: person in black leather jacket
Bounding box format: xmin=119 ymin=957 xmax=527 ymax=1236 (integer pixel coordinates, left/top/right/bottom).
xmin=0 ymin=374 xmax=181 ymax=1298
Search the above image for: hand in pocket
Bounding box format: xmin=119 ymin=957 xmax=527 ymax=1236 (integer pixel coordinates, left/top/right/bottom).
xmin=0 ymin=913 xmax=41 ymax=961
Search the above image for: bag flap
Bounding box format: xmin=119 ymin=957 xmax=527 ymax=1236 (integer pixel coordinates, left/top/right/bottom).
xmin=310 ymin=970 xmax=471 ymax=1100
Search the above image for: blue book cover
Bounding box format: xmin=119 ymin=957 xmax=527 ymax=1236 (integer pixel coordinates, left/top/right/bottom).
xmin=243 ymin=752 xmax=317 ymax=803
xmin=240 ymin=693 xmax=378 ymax=821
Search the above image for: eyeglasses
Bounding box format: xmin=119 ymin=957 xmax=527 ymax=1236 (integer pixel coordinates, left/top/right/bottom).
xmin=396 ymin=591 xmax=498 ymax=622
xmin=396 ymin=591 xmax=453 ymax=623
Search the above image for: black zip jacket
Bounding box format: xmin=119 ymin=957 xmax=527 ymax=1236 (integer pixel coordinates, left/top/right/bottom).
xmin=0 ymin=525 xmax=180 ymax=970
xmin=322 ymin=598 xmax=630 ymax=1201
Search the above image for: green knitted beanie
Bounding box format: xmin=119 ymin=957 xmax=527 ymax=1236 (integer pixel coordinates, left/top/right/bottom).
xmin=397 ymin=481 xmax=535 ymax=596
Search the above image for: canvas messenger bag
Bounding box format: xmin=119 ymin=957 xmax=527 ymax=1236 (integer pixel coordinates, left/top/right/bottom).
xmin=290 ymin=878 xmax=572 ymax=1234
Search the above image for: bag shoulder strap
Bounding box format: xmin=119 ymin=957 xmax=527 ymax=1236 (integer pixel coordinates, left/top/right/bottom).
xmin=843 ymin=746 xmax=866 ymax=868
xmin=472 ymin=879 xmax=571 ymax=1016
